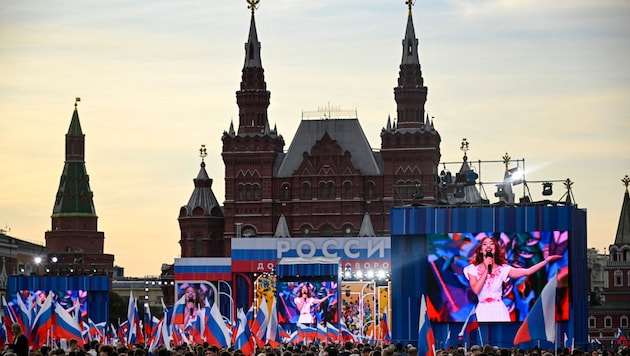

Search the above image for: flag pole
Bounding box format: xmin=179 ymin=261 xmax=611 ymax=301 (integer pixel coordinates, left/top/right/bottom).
xmin=478 ymin=325 xmax=483 ymax=347
xmin=553 ymin=320 xmax=558 ymax=356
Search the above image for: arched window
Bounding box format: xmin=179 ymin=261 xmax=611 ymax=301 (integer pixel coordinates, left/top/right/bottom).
xmin=614 ymin=270 xmax=623 ymax=286
xmin=343 ymin=182 xmax=352 ymax=199
xmin=319 ymin=182 xmax=327 ymax=199
xmin=366 ymin=182 xmax=375 ymax=201
xmin=319 ymin=182 xmax=334 ymax=200
xmin=604 ymin=316 xmax=612 ymax=328
xmin=253 ymin=185 xmax=260 ymax=200
xmin=301 ymin=182 xmax=311 ymax=200
xmin=242 ymin=226 xmax=256 ymax=238
xmin=238 ymin=185 xmax=244 ymax=201
xmin=245 ymin=185 xmax=252 ymax=200
xmin=282 ymin=183 xmax=290 ymax=201
xmin=621 ymin=315 xmax=629 ymax=328
xmin=320 ymin=225 xmax=334 ymax=237
xmin=588 ymin=316 xmax=596 ymax=328
xmin=328 ymin=182 xmax=335 ymax=199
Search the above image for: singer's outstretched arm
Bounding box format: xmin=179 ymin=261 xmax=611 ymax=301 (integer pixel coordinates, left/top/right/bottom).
xmin=508 ymin=255 xmax=563 ymax=279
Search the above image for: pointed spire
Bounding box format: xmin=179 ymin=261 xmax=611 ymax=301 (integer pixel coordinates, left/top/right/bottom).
xmin=68 ymin=97 xmax=83 ymax=136
xmin=236 ymin=0 xmax=271 ymax=135
xmin=401 ymin=1 xmax=420 ymax=65
xmin=264 ymin=119 xmax=270 ymax=134
xmin=386 ymin=114 xmax=392 ymax=131
xmin=394 ymin=1 xmax=427 ymax=129
xmin=53 ymin=99 xmax=96 ymax=216
xmin=182 ymin=145 xmax=222 ymax=217
xmin=229 ymin=120 xmax=235 ymax=136
xmin=244 ymin=0 xmax=262 ymax=69
xmin=614 ymin=175 xmax=630 ymax=246
xmin=273 ymin=215 xmax=291 ymax=238
xmin=358 ymin=212 xmax=376 ymax=237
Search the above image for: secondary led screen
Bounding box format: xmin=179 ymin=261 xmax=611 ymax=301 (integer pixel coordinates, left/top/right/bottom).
xmin=426 ymin=231 xmax=569 ymax=323
xmin=10 ymin=290 xmax=88 ymax=320
xmin=277 ymin=280 xmax=338 ymax=325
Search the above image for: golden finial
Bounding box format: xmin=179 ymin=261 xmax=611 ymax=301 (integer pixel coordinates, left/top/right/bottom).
xmin=406 ymin=0 xmax=415 ymax=15
xmin=74 ymin=97 xmax=81 ymax=109
xmin=247 ymin=0 xmax=260 ymax=15
xmin=502 ymin=153 xmax=511 ymax=171
xmin=199 ymin=144 xmax=208 ymax=163
xmin=622 ymin=175 xmax=630 ymax=192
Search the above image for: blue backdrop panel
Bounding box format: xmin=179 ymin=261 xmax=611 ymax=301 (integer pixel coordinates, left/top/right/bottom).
xmin=390 ymin=205 xmax=587 ymax=348
xmin=276 ymin=263 xmax=339 ymax=278
xmin=7 ymin=275 xmax=110 ymax=325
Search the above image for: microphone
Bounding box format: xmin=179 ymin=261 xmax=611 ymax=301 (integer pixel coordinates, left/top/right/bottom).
xmin=485 ymin=251 xmax=494 ymax=274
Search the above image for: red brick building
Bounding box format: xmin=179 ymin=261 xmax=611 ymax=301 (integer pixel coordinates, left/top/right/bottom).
xmin=178 ymin=3 xmax=440 ymax=258
xmin=588 ymin=176 xmax=630 ymax=345
xmin=44 ymin=100 xmax=115 ymax=276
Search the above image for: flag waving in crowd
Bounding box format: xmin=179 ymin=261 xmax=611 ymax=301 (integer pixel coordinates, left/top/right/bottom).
xmin=418 ymin=294 xmax=435 ymax=356
xmin=514 ymin=273 xmax=558 ymax=345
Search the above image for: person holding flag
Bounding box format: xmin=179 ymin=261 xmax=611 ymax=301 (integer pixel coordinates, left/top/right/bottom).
xmin=7 ymin=324 xmax=28 ymax=356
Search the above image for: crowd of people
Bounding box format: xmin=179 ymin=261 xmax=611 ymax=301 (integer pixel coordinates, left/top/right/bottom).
xmin=3 ymin=332 xmax=629 ymax=356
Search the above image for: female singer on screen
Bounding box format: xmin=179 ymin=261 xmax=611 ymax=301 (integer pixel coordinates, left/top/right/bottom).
xmin=463 ymin=236 xmax=562 ymax=322
xmin=294 ymin=283 xmax=334 ymax=324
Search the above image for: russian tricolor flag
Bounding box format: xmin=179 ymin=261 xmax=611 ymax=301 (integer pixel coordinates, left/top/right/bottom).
xmin=204 ymin=298 xmax=231 ymax=347
xmin=265 ymin=298 xmax=282 ymax=348
xmin=458 ymin=307 xmax=480 ymax=344
xmin=514 ymin=273 xmax=558 ymax=345
xmin=232 ymin=308 xmax=255 ymax=356
xmin=29 ymin=293 xmax=53 ymax=348
xmin=54 ymin=302 xmax=84 ymax=343
xmin=381 ymin=311 xmax=392 ymax=342
xmin=418 ymin=294 xmax=435 ymax=356
xmin=617 ymin=329 xmax=629 ymax=347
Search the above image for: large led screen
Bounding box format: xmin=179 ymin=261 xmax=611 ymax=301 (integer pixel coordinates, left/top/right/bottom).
xmin=277 ymin=280 xmax=338 ymax=325
xmin=10 ymin=289 xmax=88 ymax=320
xmin=426 ymin=231 xmax=569 ymax=323
xmin=175 ymin=282 xmax=216 ymax=326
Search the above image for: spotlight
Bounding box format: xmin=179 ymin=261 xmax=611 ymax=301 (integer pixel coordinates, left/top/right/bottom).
xmin=542 ymin=182 xmax=553 ymax=196
xmin=376 ymin=270 xmax=387 ymax=280
xmin=69 ymin=266 xmax=75 ymax=274
xmin=51 ymin=256 xmax=58 ymax=263
xmin=18 ymin=264 xmax=25 ymax=274
xmin=509 ymin=167 xmax=524 ymax=185
xmin=343 ymin=267 xmax=352 ymax=279
xmin=45 ymin=266 xmax=51 ymax=274
xmin=366 ymin=270 xmax=375 ymax=279
xmin=355 ymin=270 xmax=364 ymax=279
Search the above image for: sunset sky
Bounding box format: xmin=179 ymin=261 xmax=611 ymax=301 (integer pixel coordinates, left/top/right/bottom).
xmin=1 ymin=0 xmax=628 ymax=277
